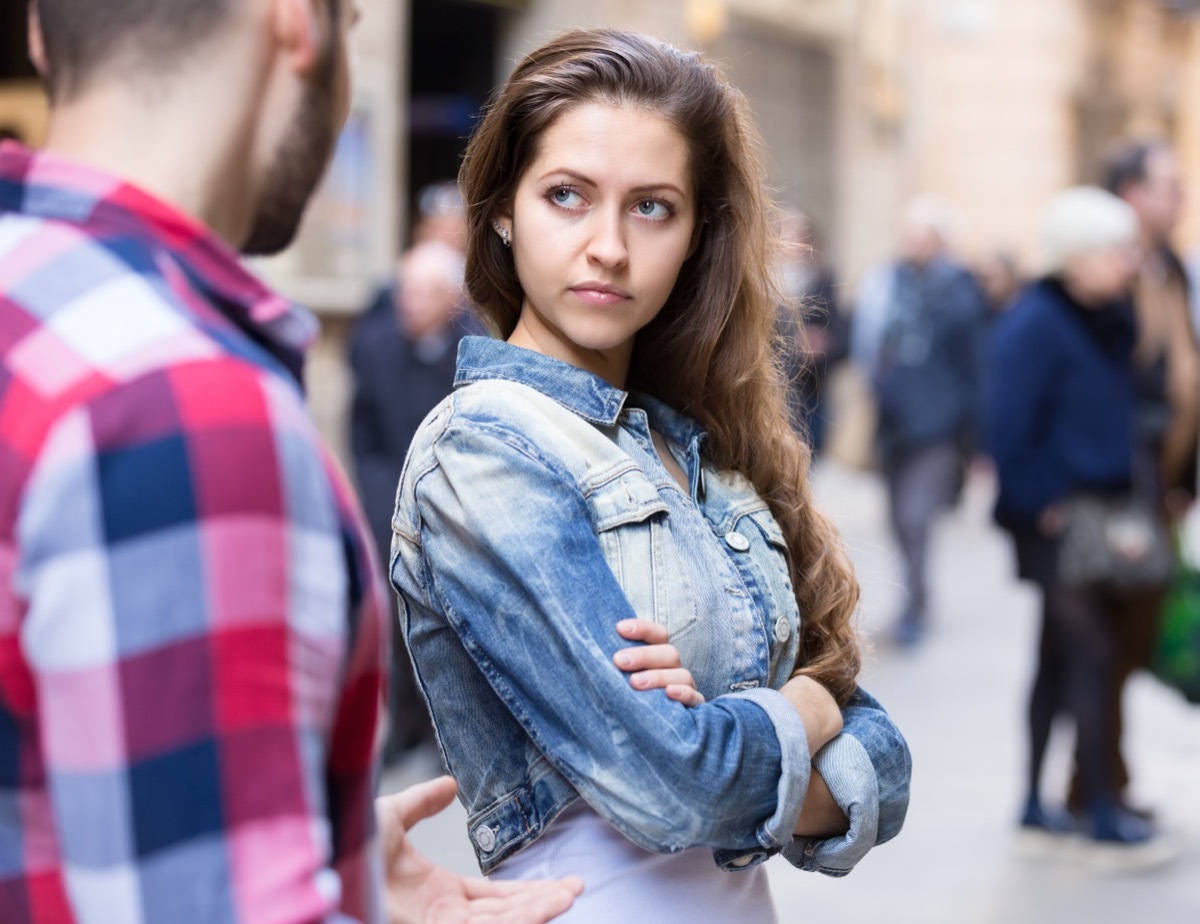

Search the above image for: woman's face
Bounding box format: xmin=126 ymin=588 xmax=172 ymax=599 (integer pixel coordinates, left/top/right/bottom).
xmin=500 ymin=102 xmax=697 ymax=385
xmin=1063 ymin=242 xmax=1140 ymax=306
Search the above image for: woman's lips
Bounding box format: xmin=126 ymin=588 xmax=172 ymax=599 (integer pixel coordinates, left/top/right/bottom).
xmin=570 ymin=283 xmax=631 ymax=305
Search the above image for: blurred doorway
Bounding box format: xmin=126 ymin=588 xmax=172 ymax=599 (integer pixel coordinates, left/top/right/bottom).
xmin=714 ymin=20 xmax=839 ymax=249
xmin=407 ymin=0 xmax=505 ymax=243
xmin=0 ymin=0 xmax=46 ymax=145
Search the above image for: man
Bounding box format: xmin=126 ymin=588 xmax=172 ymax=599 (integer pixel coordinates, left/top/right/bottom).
xmin=0 ymin=2 xmax=579 ymax=921
xmin=853 ymin=195 xmax=987 ymax=647
xmin=350 ymin=241 xmax=478 ymax=764
xmin=1064 ymin=140 xmax=1200 ymax=822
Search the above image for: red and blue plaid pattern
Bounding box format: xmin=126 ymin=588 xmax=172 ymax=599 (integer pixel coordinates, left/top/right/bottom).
xmin=0 ymin=143 xmax=388 ymax=923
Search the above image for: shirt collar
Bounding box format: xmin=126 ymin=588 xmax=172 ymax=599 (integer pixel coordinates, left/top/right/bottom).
xmin=0 ymin=141 xmax=317 ymax=367
xmin=454 ymin=336 xmax=629 ymax=426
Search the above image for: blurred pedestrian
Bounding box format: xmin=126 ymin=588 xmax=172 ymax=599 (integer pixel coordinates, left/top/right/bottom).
xmin=412 ymin=179 xmax=467 ymax=252
xmin=390 ymin=28 xmax=911 ymax=921
xmin=1059 ymin=140 xmax=1200 ymax=822
xmin=987 ymin=187 xmax=1176 ymax=866
xmin=777 ymin=207 xmax=848 ymax=453
xmin=1107 ymin=140 xmax=1200 ymax=517
xmin=0 ymin=1 xmax=580 ymax=921
xmin=350 ymin=240 xmax=478 ymax=764
xmin=853 ymin=195 xmax=988 ymax=646
xmin=974 ymin=249 xmax=1022 ymax=319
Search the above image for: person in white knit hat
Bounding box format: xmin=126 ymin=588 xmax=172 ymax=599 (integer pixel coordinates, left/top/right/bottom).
xmin=986 ymin=186 xmax=1178 ymax=869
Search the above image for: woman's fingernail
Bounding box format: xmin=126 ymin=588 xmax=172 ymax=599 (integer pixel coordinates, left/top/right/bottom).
xmin=615 ymin=652 xmax=633 ymax=668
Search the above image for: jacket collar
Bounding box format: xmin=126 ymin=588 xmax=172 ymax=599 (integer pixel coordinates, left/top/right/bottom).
xmin=454 ymin=336 xmax=629 ymax=426
xmin=454 ymin=336 xmax=709 ymax=449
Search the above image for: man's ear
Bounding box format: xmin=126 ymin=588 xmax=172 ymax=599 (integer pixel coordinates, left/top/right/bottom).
xmin=272 ymin=0 xmax=326 ymax=75
xmin=27 ymin=1 xmax=48 ymax=79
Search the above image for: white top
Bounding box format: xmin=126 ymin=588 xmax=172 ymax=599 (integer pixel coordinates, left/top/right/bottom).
xmin=490 ymin=800 xmax=779 ymax=924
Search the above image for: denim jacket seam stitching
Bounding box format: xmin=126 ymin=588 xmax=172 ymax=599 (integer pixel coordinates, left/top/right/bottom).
xmin=457 ymin=371 xmax=623 ymax=427
xmin=437 ymin=419 xmax=572 ymax=483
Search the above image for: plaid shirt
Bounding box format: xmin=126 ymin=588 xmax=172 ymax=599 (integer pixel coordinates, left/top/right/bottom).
xmin=0 ymin=143 xmax=388 ymax=923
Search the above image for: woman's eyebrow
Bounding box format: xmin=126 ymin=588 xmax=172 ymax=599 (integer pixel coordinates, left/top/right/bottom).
xmin=537 ymin=168 xmax=687 ymax=198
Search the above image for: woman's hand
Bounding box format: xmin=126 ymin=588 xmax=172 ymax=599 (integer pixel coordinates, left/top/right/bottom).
xmin=376 ymin=776 xmax=583 ymax=923
xmin=779 ymin=674 xmax=842 ymax=756
xmin=613 ymin=618 xmax=705 ymax=706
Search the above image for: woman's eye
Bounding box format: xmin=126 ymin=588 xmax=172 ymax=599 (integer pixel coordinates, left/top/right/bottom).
xmin=635 ymin=199 xmax=670 ymax=220
xmin=550 ymin=187 xmax=583 ymax=208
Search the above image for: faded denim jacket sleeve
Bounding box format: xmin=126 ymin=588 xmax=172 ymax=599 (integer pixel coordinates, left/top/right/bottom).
xmin=778 ymin=688 xmax=912 ymax=876
xmin=412 ymin=419 xmax=815 ymax=857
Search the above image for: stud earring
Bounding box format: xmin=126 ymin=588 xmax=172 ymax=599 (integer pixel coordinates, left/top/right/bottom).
xmin=493 ymin=222 xmax=511 ymax=247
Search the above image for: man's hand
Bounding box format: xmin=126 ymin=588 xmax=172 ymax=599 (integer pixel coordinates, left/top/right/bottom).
xmin=377 ymin=777 xmax=583 ymax=924
xmin=613 ymin=618 xmax=704 ymax=706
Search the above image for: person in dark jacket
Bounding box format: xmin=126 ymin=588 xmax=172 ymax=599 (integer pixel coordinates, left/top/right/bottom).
xmin=1064 ymin=140 xmax=1200 ymax=819
xmin=854 ymin=196 xmax=987 ymax=646
xmin=987 ymin=187 xmax=1176 ymax=867
xmin=777 ymin=208 xmax=848 ymax=452
xmin=350 ymin=240 xmax=479 ymax=762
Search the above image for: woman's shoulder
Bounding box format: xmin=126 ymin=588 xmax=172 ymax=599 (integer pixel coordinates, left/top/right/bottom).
xmin=405 ymin=378 xmax=630 ymax=485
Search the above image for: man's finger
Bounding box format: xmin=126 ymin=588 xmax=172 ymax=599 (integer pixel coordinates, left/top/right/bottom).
xmin=462 ymin=876 xmax=583 ymax=923
xmin=378 ymin=776 xmax=458 ymax=830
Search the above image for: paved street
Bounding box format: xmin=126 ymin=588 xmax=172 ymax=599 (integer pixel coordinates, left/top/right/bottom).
xmin=385 ymin=461 xmax=1200 ymax=924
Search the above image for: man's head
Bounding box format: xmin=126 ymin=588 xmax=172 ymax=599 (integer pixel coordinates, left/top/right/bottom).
xmin=30 ymin=0 xmax=356 ymax=256
xmin=32 ymin=0 xmax=223 ymax=105
xmin=1105 ymin=140 xmax=1185 ymax=247
xmin=898 ymin=194 xmax=957 ymax=267
xmin=394 ymin=242 xmax=464 ymax=340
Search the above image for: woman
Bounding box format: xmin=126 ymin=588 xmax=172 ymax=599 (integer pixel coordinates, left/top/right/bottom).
xmin=986 ymin=187 xmax=1173 ymax=862
xmin=389 ymin=29 xmax=911 ymax=919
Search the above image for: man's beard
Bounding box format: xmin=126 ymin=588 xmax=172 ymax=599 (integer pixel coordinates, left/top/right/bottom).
xmin=242 ymin=54 xmax=339 ymax=257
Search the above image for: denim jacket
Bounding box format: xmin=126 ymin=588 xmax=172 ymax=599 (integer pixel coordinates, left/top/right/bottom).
xmin=389 ymin=337 xmax=911 ymax=876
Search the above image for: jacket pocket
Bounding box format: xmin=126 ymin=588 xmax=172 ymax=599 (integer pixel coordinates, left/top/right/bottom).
xmin=586 ymin=467 xmax=699 ymax=639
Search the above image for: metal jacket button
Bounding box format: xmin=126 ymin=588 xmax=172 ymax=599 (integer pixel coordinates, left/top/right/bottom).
xmin=775 ymin=615 xmax=791 ymax=643
xmin=724 ymin=531 xmax=750 ymax=552
xmin=474 ymin=825 xmax=497 ymax=853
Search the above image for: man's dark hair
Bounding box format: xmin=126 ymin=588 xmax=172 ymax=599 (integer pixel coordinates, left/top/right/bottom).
xmin=34 ymin=0 xmax=235 ymax=102
xmin=34 ymin=1 xmax=341 ymax=103
xmin=1103 ymin=139 xmax=1170 ymax=197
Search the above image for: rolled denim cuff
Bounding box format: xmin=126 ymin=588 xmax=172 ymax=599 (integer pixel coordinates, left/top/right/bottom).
xmin=782 ymin=732 xmax=879 ymax=876
xmin=724 ymin=687 xmax=811 ymax=851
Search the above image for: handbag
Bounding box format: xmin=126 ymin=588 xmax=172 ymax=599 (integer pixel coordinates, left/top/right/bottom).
xmin=1056 ymin=494 xmax=1174 ymax=590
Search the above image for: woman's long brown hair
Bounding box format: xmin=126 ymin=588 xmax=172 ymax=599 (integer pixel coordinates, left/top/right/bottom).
xmin=459 ymin=28 xmax=861 ymax=704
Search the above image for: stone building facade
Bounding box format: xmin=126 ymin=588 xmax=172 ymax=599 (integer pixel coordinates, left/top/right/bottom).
xmin=4 ymin=0 xmax=1200 ymax=458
